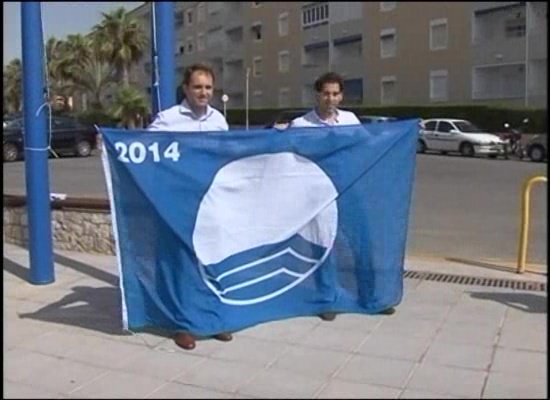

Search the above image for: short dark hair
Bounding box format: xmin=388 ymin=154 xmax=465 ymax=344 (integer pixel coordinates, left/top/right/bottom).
xmin=314 ymin=72 xmax=344 ymax=93
xmin=183 ymin=63 xmax=216 ymax=86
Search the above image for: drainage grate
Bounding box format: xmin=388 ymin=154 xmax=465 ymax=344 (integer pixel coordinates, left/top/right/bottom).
xmin=404 ymin=270 xmax=547 ymax=292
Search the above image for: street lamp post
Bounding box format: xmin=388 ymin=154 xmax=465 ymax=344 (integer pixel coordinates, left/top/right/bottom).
xmin=245 ymin=67 xmax=250 ymax=130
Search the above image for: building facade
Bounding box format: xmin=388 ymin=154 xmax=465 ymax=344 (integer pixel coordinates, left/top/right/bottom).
xmin=128 ymin=1 xmax=547 ymax=110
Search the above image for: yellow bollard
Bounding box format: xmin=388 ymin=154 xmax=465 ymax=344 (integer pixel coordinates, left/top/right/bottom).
xmin=517 ymin=175 xmax=547 ymax=274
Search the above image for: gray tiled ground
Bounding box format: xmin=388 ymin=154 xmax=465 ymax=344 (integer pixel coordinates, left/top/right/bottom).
xmin=4 ymin=243 xmax=547 ymax=399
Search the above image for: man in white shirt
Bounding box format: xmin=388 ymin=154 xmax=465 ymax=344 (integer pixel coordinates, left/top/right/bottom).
xmin=291 ymin=72 xmax=395 ymax=321
xmin=148 ymin=63 xmax=228 ymax=132
xmin=148 ymin=63 xmax=232 ymax=351
xmin=290 ymin=72 xmax=361 ymax=128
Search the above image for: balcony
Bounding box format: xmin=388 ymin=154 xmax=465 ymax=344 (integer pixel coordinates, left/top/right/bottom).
xmin=472 ymin=36 xmax=526 ymax=65
xmin=224 ymin=43 xmax=244 ymax=63
xmin=223 ymin=75 xmax=245 ymax=95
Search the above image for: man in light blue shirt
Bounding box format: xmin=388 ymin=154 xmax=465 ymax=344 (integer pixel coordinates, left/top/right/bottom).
xmin=290 ymin=72 xmax=361 ymax=128
xmin=148 ymin=63 xmax=228 ymax=132
xmin=291 ymin=72 xmax=395 ymax=322
xmin=147 ymin=63 xmax=232 ymax=351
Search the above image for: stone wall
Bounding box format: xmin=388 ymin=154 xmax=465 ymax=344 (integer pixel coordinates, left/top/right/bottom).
xmin=3 ymin=196 xmax=115 ymax=255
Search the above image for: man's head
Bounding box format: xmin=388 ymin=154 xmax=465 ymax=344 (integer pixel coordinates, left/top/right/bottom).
xmin=182 ymin=63 xmax=215 ymax=110
xmin=314 ymin=72 xmax=344 ymax=114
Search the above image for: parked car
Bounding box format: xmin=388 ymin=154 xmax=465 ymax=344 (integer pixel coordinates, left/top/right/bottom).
xmin=3 ymin=116 xmax=98 ymax=162
xmin=418 ymin=118 xmax=507 ymax=158
xmin=358 ymin=115 xmax=397 ymax=124
xmin=524 ymin=134 xmax=547 ymax=162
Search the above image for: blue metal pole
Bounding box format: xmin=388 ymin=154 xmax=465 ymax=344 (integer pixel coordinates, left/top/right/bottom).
xmin=154 ymin=2 xmax=176 ymax=111
xmin=21 ymin=2 xmax=54 ymax=284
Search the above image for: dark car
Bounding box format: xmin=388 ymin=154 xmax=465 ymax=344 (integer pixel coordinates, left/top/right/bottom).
xmin=3 ymin=116 xmax=98 ymax=162
xmin=264 ymin=109 xmax=309 ymax=129
xmin=524 ymin=134 xmax=547 ymax=162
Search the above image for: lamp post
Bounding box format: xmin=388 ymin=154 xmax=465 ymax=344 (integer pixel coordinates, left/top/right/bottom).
xmin=245 ymin=67 xmax=250 ymax=130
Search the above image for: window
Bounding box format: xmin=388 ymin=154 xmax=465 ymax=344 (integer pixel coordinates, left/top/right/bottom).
xmin=253 ymin=57 xmax=263 ymax=77
xmin=430 ymin=69 xmax=448 ymax=101
xmin=437 ymin=121 xmax=453 ymax=133
xmin=380 ymin=28 xmax=396 ymax=58
xmin=279 ymin=88 xmax=290 ymax=108
xmin=430 ymin=18 xmax=448 ymax=50
xmin=186 ymin=38 xmax=194 ymax=54
xmin=253 ymin=90 xmax=263 ymax=108
xmin=302 ymin=84 xmax=315 ymax=106
xmin=505 ymin=16 xmax=526 ymax=38
xmin=381 ymin=76 xmax=396 ymax=104
xmin=424 ymin=121 xmax=437 ymax=131
xmin=186 ymin=9 xmax=193 ymax=25
xmin=278 ymin=12 xmax=289 ymax=36
xmin=198 ymin=33 xmax=205 ymax=51
xmin=251 ymin=22 xmax=262 ymax=41
xmin=302 ymin=3 xmax=329 ymax=29
xmin=380 ymin=2 xmax=396 ymax=12
xmin=197 ymin=2 xmax=205 ymax=22
xmin=278 ymin=51 xmax=290 ymax=73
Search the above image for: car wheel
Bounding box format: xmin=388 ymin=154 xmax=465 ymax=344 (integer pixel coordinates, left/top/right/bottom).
xmin=3 ymin=142 xmax=19 ymax=162
xmin=488 ymin=154 xmax=498 ymax=159
xmin=75 ymin=140 xmax=92 ymax=157
xmin=417 ymin=140 xmax=427 ymax=153
xmin=460 ymin=143 xmax=475 ymax=157
xmin=528 ymin=145 xmax=546 ymax=162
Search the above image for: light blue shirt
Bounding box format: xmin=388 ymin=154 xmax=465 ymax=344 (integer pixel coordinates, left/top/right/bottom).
xmin=148 ymin=99 xmax=228 ymax=132
xmin=290 ymin=108 xmax=361 ymax=128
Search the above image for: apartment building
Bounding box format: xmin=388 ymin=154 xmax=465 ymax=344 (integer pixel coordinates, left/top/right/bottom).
xmin=128 ymin=2 xmax=547 ymax=110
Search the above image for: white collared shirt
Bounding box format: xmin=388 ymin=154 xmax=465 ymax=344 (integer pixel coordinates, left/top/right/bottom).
xmin=290 ymin=108 xmax=361 ymax=128
xmin=147 ymin=99 xmax=228 ymax=132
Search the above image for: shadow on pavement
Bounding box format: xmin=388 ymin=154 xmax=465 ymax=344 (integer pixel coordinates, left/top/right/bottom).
xmin=469 ymin=291 xmax=547 ymax=313
xmin=17 ymin=285 xmax=128 ymax=335
xmin=3 ymin=257 xmax=29 ymax=282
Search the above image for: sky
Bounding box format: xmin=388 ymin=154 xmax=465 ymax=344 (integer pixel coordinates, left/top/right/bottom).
xmin=3 ymin=2 xmax=144 ymax=65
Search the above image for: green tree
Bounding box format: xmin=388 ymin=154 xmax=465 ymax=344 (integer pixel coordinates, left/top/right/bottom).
xmin=110 ymin=86 xmax=149 ymax=129
xmin=92 ymin=7 xmax=147 ymax=87
xmin=3 ymin=59 xmax=23 ymax=114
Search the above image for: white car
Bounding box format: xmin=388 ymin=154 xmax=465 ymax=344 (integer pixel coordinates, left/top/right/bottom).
xmin=418 ymin=119 xmax=507 ymax=158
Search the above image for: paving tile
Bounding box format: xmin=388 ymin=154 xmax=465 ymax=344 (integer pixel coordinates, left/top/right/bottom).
xmin=406 ymin=363 xmax=486 ymax=398
xmin=393 ymin=302 xmax=453 ymax=321
xmin=236 ymin=367 xmax=325 ymax=398
xmin=117 ymin=347 xmax=205 ymax=380
xmin=293 ymin=324 xmax=368 ymax=353
xmin=423 ymin=340 xmax=494 ymax=370
xmin=491 ymin=348 xmax=547 ymax=378
xmin=63 ymin=334 xmax=148 ymax=369
xmin=399 ymin=389 xmax=466 ymax=399
xmin=17 ymin=357 xmax=107 ymax=395
xmin=69 ymin=370 xmax=166 ymax=398
xmin=357 ymin=332 xmax=432 ymax=362
xmin=335 ymin=354 xmax=415 ymax=388
xmin=374 ymin=316 xmax=441 ymax=340
xmin=482 ymin=371 xmax=547 ymax=399
xmin=145 ymin=382 xmax=231 ymax=399
xmin=209 ymin=335 xmax=288 ymax=367
xmin=270 ymin=345 xmax=350 ymax=379
xmin=316 ymin=380 xmax=401 ymax=398
xmin=4 ymin=317 xmax=61 ymax=350
xmin=154 ymin=335 xmax=225 ymax=357
xmin=174 ymin=358 xmax=261 ymax=393
xmin=4 ymin=348 xmax=60 ymax=383
xmin=445 ymin=303 xmax=507 ymax=326
xmin=238 ymin=316 xmax=319 ymax=343
xmin=497 ymin=325 xmax=547 ymax=352
xmin=3 ymin=381 xmax=65 ymax=399
xmin=433 ymin=321 xmax=500 ymax=347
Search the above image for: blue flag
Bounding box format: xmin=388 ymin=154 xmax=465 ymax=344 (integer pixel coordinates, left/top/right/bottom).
xmin=100 ymin=120 xmax=418 ymax=335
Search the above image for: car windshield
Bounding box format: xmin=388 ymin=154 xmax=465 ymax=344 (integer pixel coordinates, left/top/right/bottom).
xmin=454 ymin=121 xmax=484 ymax=133
xmin=4 ymin=118 xmax=22 ymax=129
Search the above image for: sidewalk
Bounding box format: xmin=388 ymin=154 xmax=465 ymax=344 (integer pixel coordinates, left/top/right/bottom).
xmin=4 ymin=242 xmax=547 ymax=399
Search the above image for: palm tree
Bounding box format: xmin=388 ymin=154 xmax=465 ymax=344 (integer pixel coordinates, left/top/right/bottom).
xmin=45 ymin=36 xmax=73 ymax=110
xmin=92 ymin=7 xmax=147 ymax=87
xmin=3 ymin=59 xmax=22 ymax=114
xmin=110 ymin=86 xmax=149 ymax=128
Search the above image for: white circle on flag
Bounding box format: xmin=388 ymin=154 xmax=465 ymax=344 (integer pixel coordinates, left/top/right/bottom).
xmin=192 ymin=152 xmax=339 ymax=305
